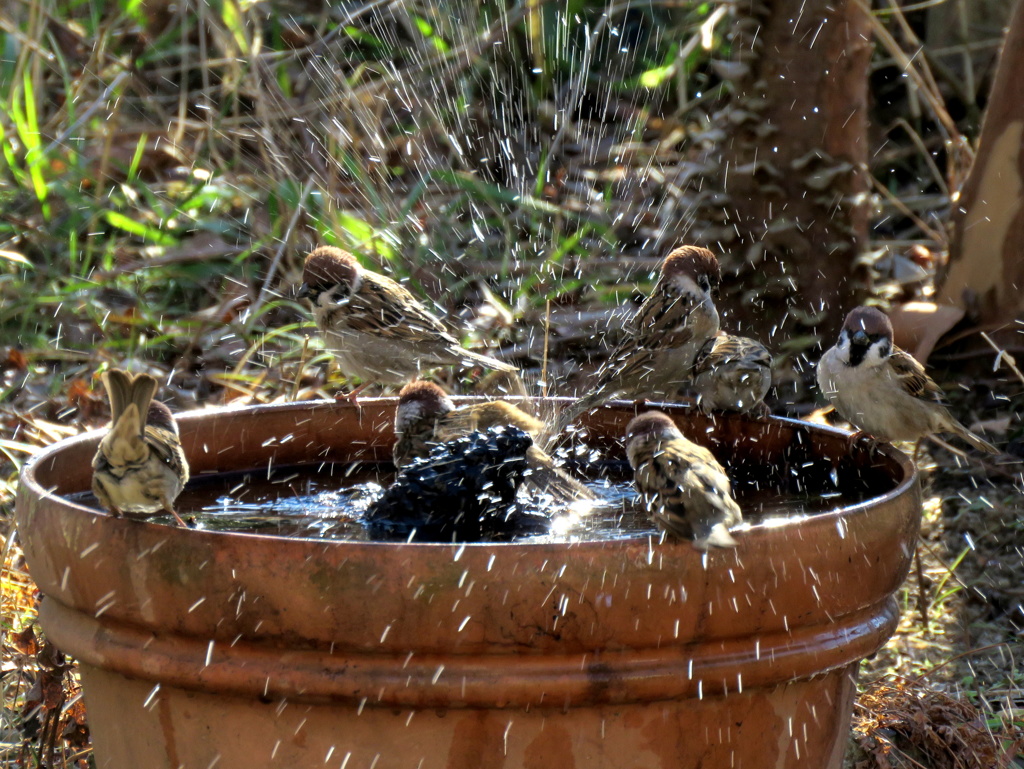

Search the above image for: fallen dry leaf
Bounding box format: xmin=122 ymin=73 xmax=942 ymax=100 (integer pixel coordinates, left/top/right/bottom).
xmin=888 ymin=301 xmax=965 ymax=363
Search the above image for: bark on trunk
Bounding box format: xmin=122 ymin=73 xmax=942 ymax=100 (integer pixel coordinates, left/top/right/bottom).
xmin=706 ymin=0 xmax=872 ymax=342
xmin=939 ymin=0 xmax=1024 ymax=324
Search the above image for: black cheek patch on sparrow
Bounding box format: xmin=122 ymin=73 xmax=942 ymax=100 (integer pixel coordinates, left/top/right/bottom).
xmin=847 ymin=335 xmax=889 ymax=367
xmin=847 ymin=341 xmax=870 ymax=367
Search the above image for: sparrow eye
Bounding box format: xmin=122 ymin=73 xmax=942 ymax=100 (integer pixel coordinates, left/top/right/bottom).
xmin=698 ymin=275 xmax=711 ymax=292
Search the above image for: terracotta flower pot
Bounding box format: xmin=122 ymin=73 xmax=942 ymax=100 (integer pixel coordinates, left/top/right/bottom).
xmin=16 ymin=399 xmax=920 ymax=769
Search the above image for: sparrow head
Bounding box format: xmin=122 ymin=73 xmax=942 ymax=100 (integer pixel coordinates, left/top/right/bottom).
xmin=300 ymin=247 xmax=362 ymax=304
xmin=146 ymin=400 xmax=179 ymax=435
xmin=837 ymin=306 xmax=893 ymax=367
xmin=395 ymin=380 xmax=455 ymax=433
xmin=661 ymin=245 xmax=721 ymax=296
xmin=624 ymin=410 xmax=684 ymax=447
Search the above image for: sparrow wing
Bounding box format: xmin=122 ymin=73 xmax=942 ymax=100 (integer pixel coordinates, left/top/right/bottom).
xmin=594 ymin=284 xmax=698 ymax=386
xmin=890 ymin=348 xmax=997 ymax=453
xmin=694 ymin=335 xmax=771 ymax=374
xmin=659 ymin=440 xmax=741 ymax=540
xmin=691 ymin=336 xmax=719 ymax=377
xmin=624 ymin=282 xmax=697 ymax=348
xmin=145 ymin=425 xmax=190 ymax=484
xmin=889 ymin=346 xmax=947 ymax=404
xmin=341 ymin=272 xmax=459 ymax=345
xmin=733 ymin=338 xmax=773 ymax=369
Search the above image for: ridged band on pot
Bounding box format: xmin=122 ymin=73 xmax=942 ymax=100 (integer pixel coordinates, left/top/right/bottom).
xmin=38 ymin=594 xmax=899 ymax=708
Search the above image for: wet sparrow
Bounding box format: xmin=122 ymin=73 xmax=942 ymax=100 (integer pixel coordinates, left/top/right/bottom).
xmin=551 ymin=245 xmax=721 ymax=436
xmin=299 ymin=247 xmax=516 ymax=395
xmin=625 ymin=411 xmax=741 ymax=549
xmin=92 ymin=369 xmax=190 ymax=526
xmin=394 ymin=381 xmax=595 ymax=501
xmin=816 ymin=306 xmax=996 ymax=452
xmin=690 ymin=333 xmax=772 ymax=415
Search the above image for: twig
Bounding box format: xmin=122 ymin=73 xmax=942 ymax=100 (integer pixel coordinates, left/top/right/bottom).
xmin=541 ymin=298 xmax=551 ymax=399
xmin=914 ymin=546 xmax=929 ymax=626
xmin=868 ymin=174 xmax=946 ymax=243
xmin=910 ymin=642 xmax=1018 ymax=684
xmin=289 ymin=336 xmax=310 ymax=403
xmin=856 ymin=0 xmax=965 ymax=149
xmin=980 ymin=331 xmax=1024 ymax=386
xmin=249 ymin=176 xmax=317 ymax=320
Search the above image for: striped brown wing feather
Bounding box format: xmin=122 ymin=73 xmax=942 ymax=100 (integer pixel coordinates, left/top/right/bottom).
xmin=889 ymin=347 xmax=946 ymax=404
xmin=145 ymin=426 xmax=190 ymax=483
xmin=340 ymin=273 xmax=455 ymax=344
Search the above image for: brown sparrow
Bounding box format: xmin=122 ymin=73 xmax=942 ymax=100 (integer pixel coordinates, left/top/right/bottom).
xmin=92 ymin=369 xmax=190 ymax=526
xmin=690 ymin=333 xmax=772 ymax=414
xmin=394 ymin=381 xmax=595 ymax=501
xmin=551 ymin=245 xmax=721 ymax=436
xmin=816 ymin=306 xmax=997 ymax=452
xmin=624 ymin=411 xmax=742 ymax=549
xmin=299 ymin=247 xmax=516 ymax=394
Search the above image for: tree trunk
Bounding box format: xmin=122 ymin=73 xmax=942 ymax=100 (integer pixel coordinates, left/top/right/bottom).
xmin=939 ymin=0 xmax=1024 ymax=325
xmin=706 ymin=0 xmax=873 ymax=342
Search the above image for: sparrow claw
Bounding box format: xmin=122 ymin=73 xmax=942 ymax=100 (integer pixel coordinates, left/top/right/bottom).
xmin=335 ymin=382 xmax=370 ymax=405
xmin=164 ymin=504 xmax=189 ymax=528
xmin=847 ymin=430 xmax=884 ymax=455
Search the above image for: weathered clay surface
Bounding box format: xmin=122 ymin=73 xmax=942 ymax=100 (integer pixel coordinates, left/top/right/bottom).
xmin=17 ymin=398 xmax=920 ymax=769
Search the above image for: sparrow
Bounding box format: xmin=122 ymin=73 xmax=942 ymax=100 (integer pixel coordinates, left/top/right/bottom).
xmin=690 ymin=333 xmax=772 ymax=415
xmin=624 ymin=411 xmax=742 ymax=549
xmin=550 ymin=245 xmax=721 ymax=437
xmin=816 ymin=306 xmax=997 ymax=452
xmin=393 ymin=380 xmax=595 ymax=501
xmin=91 ymin=369 xmax=190 ymax=527
xmin=369 ymin=425 xmax=534 ymax=542
xmin=299 ymin=247 xmax=515 ymax=396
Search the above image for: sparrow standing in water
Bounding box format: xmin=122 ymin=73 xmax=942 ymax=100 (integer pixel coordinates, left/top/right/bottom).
xmin=92 ymin=369 xmax=190 ymax=526
xmin=690 ymin=333 xmax=772 ymax=415
xmin=299 ymin=247 xmax=515 ymax=397
xmin=624 ymin=411 xmax=742 ymax=549
xmin=394 ymin=381 xmax=595 ymax=501
xmin=816 ymin=306 xmax=996 ymax=452
xmin=551 ymin=245 xmax=721 ymax=436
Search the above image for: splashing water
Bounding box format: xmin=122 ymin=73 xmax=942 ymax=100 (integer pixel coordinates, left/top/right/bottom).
xmin=68 ymin=458 xmax=874 ymax=543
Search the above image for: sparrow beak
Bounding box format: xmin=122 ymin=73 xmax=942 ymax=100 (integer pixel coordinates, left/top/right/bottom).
xmin=296 ymin=283 xmax=311 ymax=301
xmin=851 ymin=330 xmax=869 ymax=346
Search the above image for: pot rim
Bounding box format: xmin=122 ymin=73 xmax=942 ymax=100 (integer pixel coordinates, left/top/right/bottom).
xmin=18 ymin=397 xmax=917 ymax=550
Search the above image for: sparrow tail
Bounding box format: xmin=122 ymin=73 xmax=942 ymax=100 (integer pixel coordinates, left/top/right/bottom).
xmin=103 ymin=369 xmax=158 ymax=435
xmin=948 ymin=421 xmax=999 ymax=454
xmin=458 ymin=348 xmax=517 ymax=373
xmin=693 ymin=522 xmax=739 ymax=550
xmin=542 ymin=389 xmax=608 ymax=450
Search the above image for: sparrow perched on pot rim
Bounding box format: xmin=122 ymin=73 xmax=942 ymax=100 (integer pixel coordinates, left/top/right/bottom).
xmin=550 ymin=245 xmax=721 ymax=437
xmin=624 ymin=411 xmax=742 ymax=549
xmin=91 ymin=369 xmax=190 ymax=527
xmin=394 ymin=381 xmax=595 ymax=501
xmin=690 ymin=333 xmax=772 ymax=415
xmin=816 ymin=306 xmax=997 ymax=452
xmin=299 ymin=247 xmax=515 ymax=395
